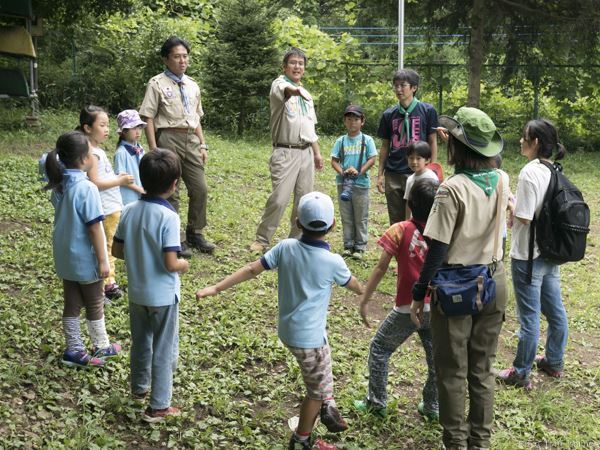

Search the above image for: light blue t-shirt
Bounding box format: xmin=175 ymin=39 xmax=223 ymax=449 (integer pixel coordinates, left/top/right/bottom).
xmin=114 ymin=141 xmax=144 ymax=205
xmin=330 ymin=132 xmax=378 ymax=188
xmin=53 ymin=169 xmax=105 ymax=282
xmin=114 ymin=197 xmax=182 ymax=307
xmin=261 ymin=237 xmax=352 ymax=348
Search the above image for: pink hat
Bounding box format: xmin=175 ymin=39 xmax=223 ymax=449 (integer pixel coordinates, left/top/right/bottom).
xmin=116 ymin=109 xmax=147 ymax=133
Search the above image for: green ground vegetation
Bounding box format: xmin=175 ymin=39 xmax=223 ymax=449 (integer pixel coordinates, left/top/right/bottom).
xmin=0 ymin=107 xmax=598 ymax=448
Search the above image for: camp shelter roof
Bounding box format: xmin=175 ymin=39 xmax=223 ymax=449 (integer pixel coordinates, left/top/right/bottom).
xmin=0 ymin=27 xmax=36 ymax=58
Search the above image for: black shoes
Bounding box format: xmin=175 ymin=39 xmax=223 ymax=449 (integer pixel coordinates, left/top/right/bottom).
xmin=186 ymin=228 xmax=216 ymax=254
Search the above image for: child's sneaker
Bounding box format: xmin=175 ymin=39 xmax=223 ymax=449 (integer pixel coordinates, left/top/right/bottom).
xmin=320 ymin=401 xmax=348 ymax=433
xmin=535 ymin=355 xmax=563 ymax=378
xmin=342 ymin=248 xmax=353 ymax=257
xmin=417 ymin=401 xmax=439 ymax=421
xmin=61 ymin=350 xmax=105 ymax=368
xmin=314 ymin=439 xmax=337 ymax=450
xmin=495 ymin=367 xmax=532 ymax=390
xmin=352 ymin=249 xmax=365 ymax=260
xmin=92 ymin=343 xmax=122 ymax=360
xmin=104 ymin=283 xmax=123 ymax=300
xmin=142 ymin=406 xmax=181 ymax=423
xmin=353 ymin=399 xmax=387 ymax=418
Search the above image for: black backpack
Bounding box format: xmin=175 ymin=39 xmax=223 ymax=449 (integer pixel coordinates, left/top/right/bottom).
xmin=528 ymin=160 xmax=590 ymax=280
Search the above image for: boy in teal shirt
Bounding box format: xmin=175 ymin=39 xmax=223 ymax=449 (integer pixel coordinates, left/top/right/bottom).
xmin=331 ymin=105 xmax=378 ymax=259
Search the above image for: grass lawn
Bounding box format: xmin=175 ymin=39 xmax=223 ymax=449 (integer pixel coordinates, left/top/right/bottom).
xmin=0 ymin=106 xmax=599 ymax=449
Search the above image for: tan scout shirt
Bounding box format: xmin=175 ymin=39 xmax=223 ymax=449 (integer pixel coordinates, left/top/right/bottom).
xmin=139 ymin=72 xmax=204 ymax=130
xmin=425 ymin=170 xmax=509 ymax=265
xmin=269 ymin=75 xmax=318 ymax=146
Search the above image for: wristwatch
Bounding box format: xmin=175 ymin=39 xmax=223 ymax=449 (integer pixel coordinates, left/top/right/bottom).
xmin=200 ymin=143 xmax=208 ymax=150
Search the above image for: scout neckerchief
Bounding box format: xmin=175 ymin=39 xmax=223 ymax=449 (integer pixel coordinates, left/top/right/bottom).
xmin=455 ymin=168 xmax=499 ymax=196
xmin=120 ymin=140 xmax=144 ymax=161
xmin=164 ymin=69 xmax=191 ymax=115
xmin=398 ymin=97 xmax=419 ymax=145
xmin=283 ymin=75 xmax=308 ymax=115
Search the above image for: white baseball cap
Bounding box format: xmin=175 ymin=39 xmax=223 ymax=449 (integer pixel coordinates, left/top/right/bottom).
xmin=298 ymin=192 xmax=335 ymax=232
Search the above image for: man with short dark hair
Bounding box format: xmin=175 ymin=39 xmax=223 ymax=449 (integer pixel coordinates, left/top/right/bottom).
xmin=250 ymin=48 xmax=323 ymax=253
xmin=377 ymin=69 xmax=439 ymax=225
xmin=140 ymin=36 xmax=215 ymax=255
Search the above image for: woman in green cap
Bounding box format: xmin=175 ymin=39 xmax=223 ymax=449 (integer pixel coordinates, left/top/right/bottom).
xmin=410 ymin=107 xmax=510 ymax=450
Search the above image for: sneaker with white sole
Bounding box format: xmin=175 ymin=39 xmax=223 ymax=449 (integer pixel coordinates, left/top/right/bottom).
xmin=142 ymin=406 xmax=181 ymax=423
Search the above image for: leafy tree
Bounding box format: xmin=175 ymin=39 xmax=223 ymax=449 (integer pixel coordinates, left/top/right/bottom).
xmin=203 ymin=0 xmax=278 ymax=134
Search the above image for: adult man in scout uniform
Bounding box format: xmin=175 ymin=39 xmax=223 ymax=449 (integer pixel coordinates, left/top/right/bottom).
xmin=140 ymin=35 xmax=215 ymax=255
xmin=250 ymin=47 xmax=324 ymax=253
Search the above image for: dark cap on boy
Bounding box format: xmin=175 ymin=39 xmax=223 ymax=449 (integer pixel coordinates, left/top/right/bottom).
xmin=344 ymin=105 xmax=364 ymax=118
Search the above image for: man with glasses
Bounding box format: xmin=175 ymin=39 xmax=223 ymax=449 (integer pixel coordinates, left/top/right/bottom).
xmin=140 ymin=36 xmax=215 ymax=256
xmin=377 ymin=69 xmax=439 ymax=224
xmin=250 ymin=47 xmax=324 ymax=253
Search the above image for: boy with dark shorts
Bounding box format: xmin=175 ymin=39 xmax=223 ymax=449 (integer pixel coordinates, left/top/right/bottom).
xmin=197 ymin=192 xmax=364 ymax=450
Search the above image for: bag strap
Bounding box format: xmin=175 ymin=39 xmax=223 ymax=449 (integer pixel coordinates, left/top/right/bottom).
xmin=490 ymin=171 xmax=503 ymax=274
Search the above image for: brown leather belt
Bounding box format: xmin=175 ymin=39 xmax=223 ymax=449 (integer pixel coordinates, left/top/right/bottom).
xmin=161 ymin=128 xmax=194 ymax=134
xmin=274 ymin=142 xmax=310 ymax=149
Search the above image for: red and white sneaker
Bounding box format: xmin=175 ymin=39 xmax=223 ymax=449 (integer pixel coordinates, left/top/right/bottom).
xmin=142 ymin=406 xmax=181 ymax=423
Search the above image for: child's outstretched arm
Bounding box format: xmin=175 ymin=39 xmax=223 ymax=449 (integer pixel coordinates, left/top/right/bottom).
xmin=359 ymin=250 xmax=393 ymax=327
xmin=197 ymin=259 xmax=265 ymax=299
xmin=88 ymin=222 xmax=109 ymax=279
xmin=344 ymin=276 xmax=365 ymax=297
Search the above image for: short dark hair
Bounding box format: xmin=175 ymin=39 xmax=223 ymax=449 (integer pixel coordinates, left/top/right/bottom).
xmin=407 ymin=141 xmax=432 ymax=159
xmin=161 ymin=36 xmax=190 ymax=58
xmin=283 ymin=47 xmax=306 ymax=66
xmin=447 ymin=136 xmax=495 ymax=171
xmin=297 ymin=221 xmax=333 ymax=239
xmin=393 ymin=69 xmax=420 ymax=88
xmin=523 ymin=119 xmax=565 ymax=161
xmin=408 ymin=178 xmax=439 ymax=222
xmin=139 ymin=149 xmax=181 ymax=196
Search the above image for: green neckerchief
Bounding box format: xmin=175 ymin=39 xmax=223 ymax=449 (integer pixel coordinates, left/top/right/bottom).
xmin=283 ymin=75 xmax=308 ymax=115
xmin=398 ymin=97 xmax=419 ymax=144
xmin=455 ymin=169 xmax=499 ymax=196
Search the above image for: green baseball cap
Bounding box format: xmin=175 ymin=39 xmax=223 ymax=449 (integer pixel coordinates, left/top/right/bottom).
xmin=438 ymin=107 xmax=503 ymax=157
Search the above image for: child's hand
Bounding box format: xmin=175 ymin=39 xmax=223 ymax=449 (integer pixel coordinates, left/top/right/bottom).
xmin=98 ymin=260 xmax=110 ymax=279
xmin=196 ymin=286 xmax=218 ymax=299
xmin=344 ymin=166 xmax=359 ymax=177
xmin=410 ymin=300 xmax=424 ymax=327
xmin=359 ymin=300 xmax=370 ymax=328
xmin=117 ymin=172 xmax=135 ymax=186
xmin=435 ymin=127 xmax=449 ymax=142
xmin=179 ymin=259 xmax=189 ymax=274
xmin=376 ymin=175 xmax=385 ymax=194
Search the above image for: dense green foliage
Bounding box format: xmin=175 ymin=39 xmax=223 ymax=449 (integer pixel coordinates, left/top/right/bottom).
xmin=0 ymin=106 xmax=599 ymax=448
xmin=203 ymin=0 xmax=278 ymax=135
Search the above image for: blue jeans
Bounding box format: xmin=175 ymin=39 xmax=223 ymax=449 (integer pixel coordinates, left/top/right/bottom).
xmin=129 ymin=301 xmax=179 ymax=410
xmin=366 ymin=310 xmax=438 ymax=412
xmin=511 ymin=258 xmax=568 ymax=377
xmin=337 ymin=185 xmax=369 ymax=250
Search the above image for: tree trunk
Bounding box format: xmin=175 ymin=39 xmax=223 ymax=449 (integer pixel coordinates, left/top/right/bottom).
xmin=467 ymin=0 xmax=486 ymax=107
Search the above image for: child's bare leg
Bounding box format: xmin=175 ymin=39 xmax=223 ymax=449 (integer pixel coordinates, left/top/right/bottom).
xmin=297 ymin=397 xmax=322 ymax=434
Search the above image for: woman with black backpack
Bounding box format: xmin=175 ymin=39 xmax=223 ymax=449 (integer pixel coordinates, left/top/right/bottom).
xmin=496 ymin=119 xmax=569 ymax=389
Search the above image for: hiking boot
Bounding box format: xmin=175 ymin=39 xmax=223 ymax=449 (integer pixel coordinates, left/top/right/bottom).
xmin=92 ymin=342 xmax=122 ymax=360
xmin=320 ymin=401 xmax=348 ymax=433
xmin=142 ymin=406 xmax=181 ymax=423
xmin=353 ymin=399 xmax=387 ymax=418
xmin=495 ymin=367 xmax=532 ymax=390
xmin=250 ymin=241 xmax=268 ymax=253
xmin=535 ymin=355 xmax=563 ymax=378
xmin=178 ymin=242 xmax=193 ymax=259
xmin=61 ymin=350 xmax=105 ymax=369
xmin=104 ymin=283 xmax=122 ymax=300
xmin=186 ymin=229 xmax=215 ymax=254
xmin=417 ymin=401 xmax=439 ymax=421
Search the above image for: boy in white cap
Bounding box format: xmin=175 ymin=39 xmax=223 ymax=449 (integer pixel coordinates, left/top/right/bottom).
xmin=197 ymin=192 xmax=364 ymax=450
xmin=114 ymin=109 xmax=147 ymax=205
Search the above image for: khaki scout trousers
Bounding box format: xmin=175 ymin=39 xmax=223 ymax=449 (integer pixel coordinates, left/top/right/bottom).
xmin=384 ymin=172 xmax=409 ymax=225
xmin=255 ymin=146 xmax=314 ymax=245
xmin=158 ymin=130 xmax=207 ymax=233
xmin=431 ymin=262 xmax=507 ymax=449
